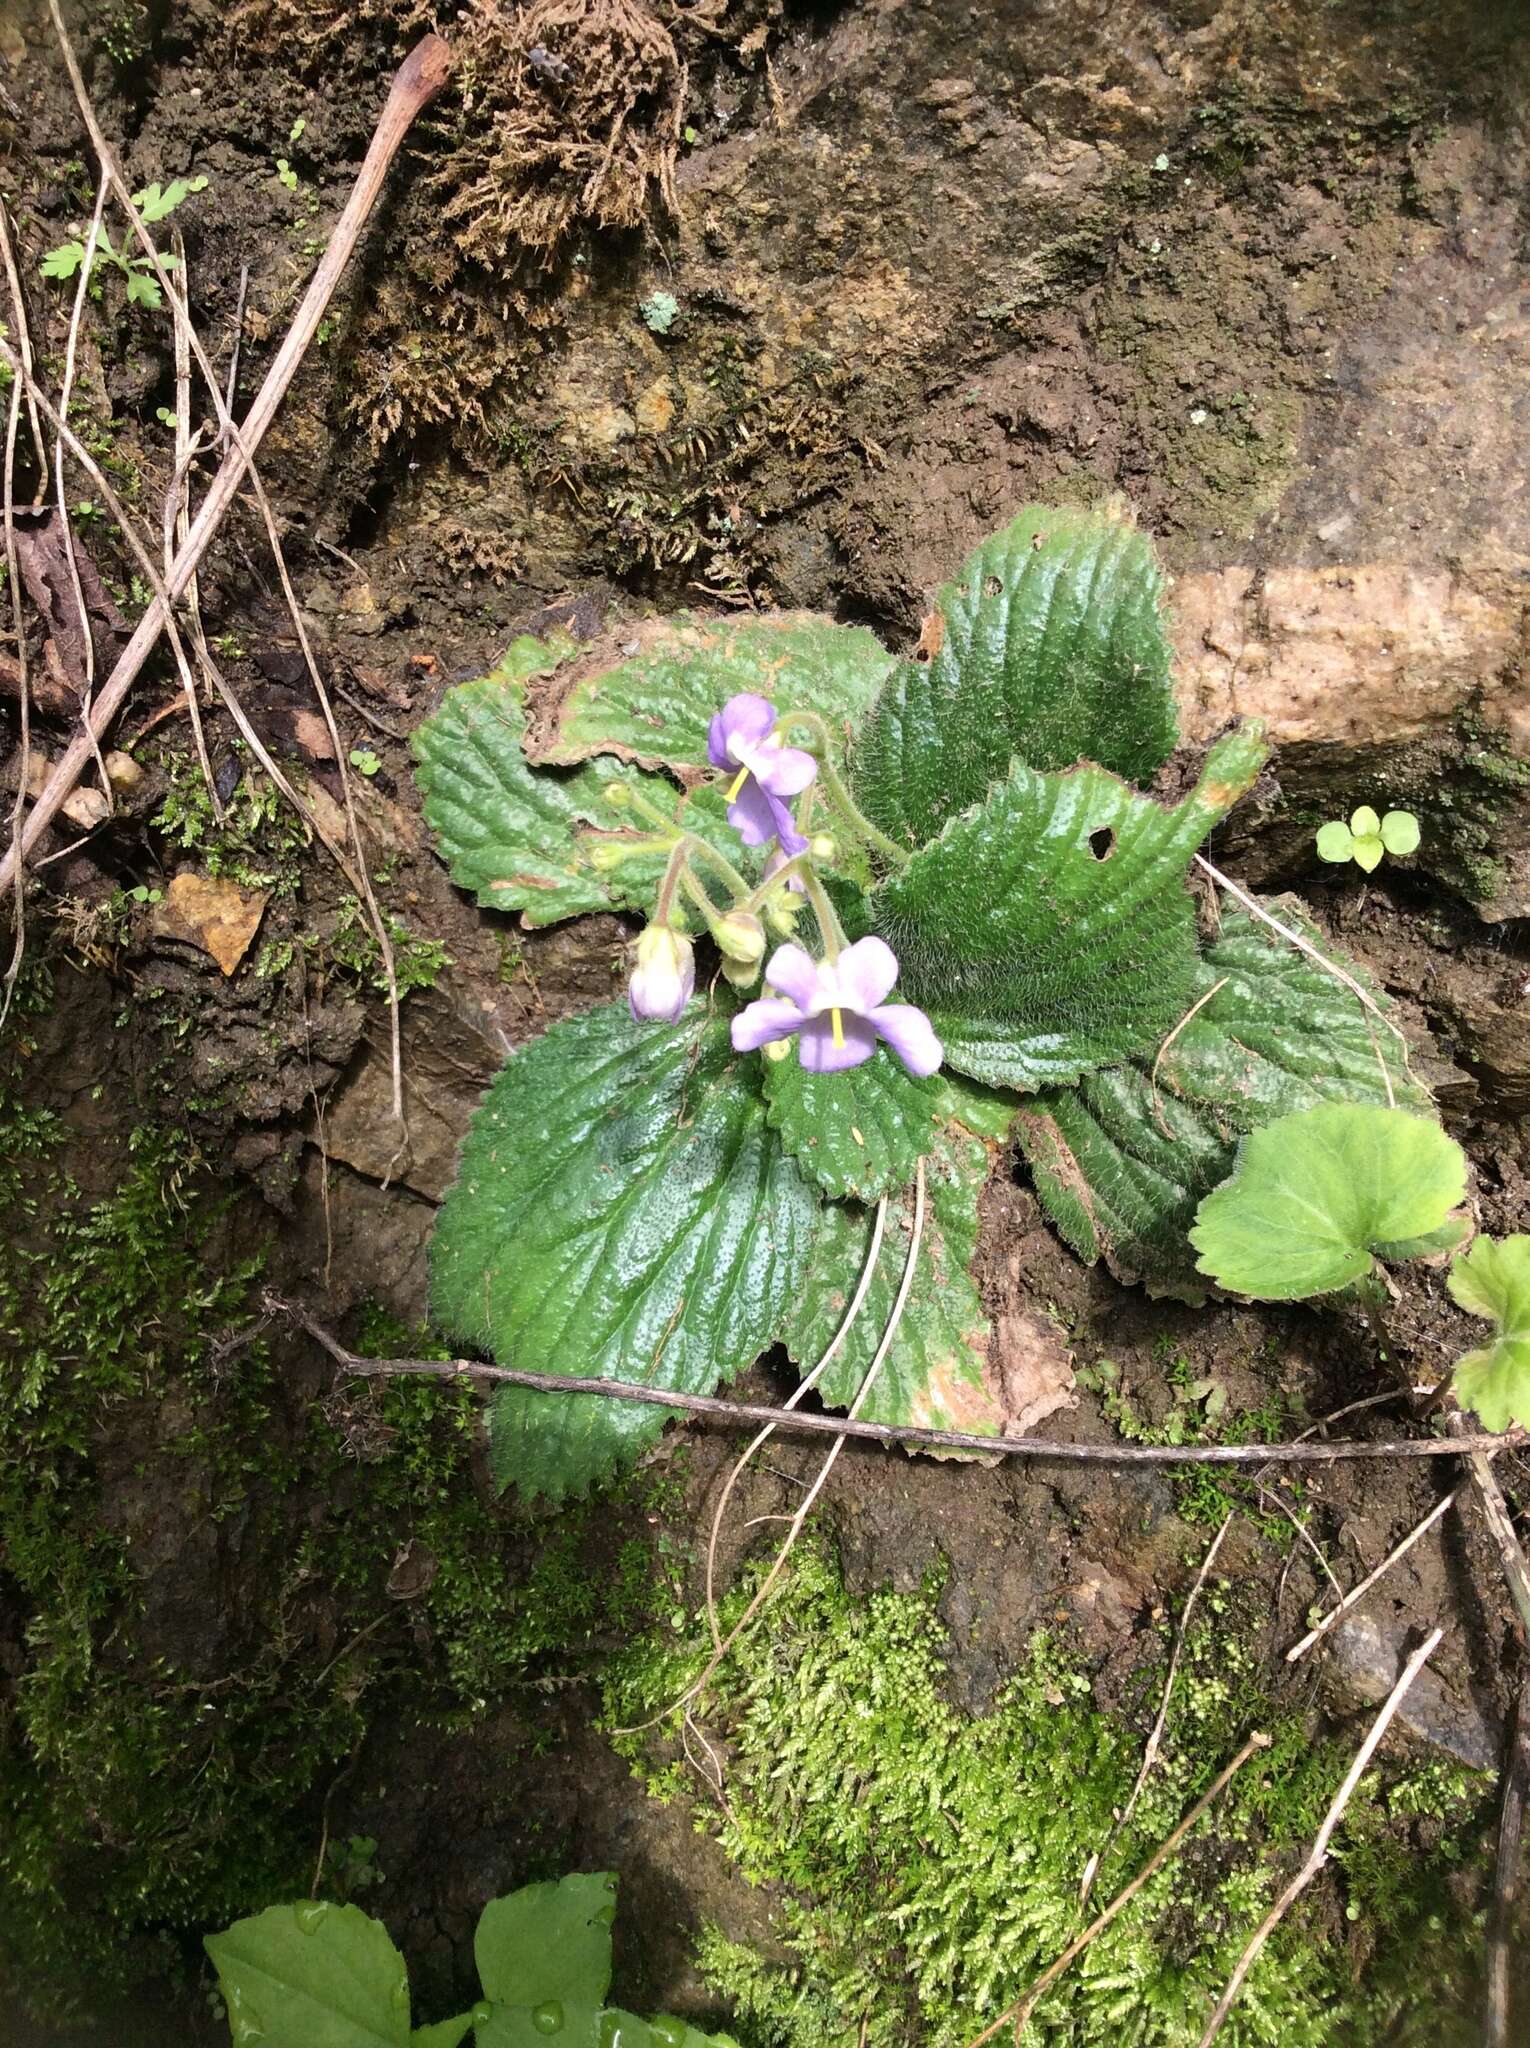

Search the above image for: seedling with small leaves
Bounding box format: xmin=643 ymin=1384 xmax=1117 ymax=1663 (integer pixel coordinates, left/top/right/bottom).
xmin=1189 ymin=1103 xmax=1467 ymax=1299
xmin=1316 ymin=805 xmax=1420 ymax=873
xmin=1447 ymin=1235 xmax=1530 ymax=1431
xmin=349 ymin=746 xmax=382 ymax=778
xmin=40 ymin=174 xmax=209 ymax=310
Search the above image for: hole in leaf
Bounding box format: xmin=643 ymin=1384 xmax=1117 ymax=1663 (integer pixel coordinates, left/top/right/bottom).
xmin=983 ymin=574 xmax=1002 ymax=598
xmin=1088 ymin=827 xmax=1116 ymax=861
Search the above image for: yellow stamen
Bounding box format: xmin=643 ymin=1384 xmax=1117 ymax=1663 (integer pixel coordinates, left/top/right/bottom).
xmin=725 ymin=765 xmax=750 ymax=803
xmin=830 ymin=1007 xmax=845 ymax=1050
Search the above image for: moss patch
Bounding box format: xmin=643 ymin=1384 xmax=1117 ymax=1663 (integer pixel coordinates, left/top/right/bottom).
xmin=0 ymin=987 xmax=678 ymax=2014
xmin=606 ymin=1544 xmax=1489 ymax=2047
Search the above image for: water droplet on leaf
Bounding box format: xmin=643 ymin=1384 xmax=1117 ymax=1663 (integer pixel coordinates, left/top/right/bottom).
xmin=471 ymin=2003 xmax=494 ymax=2027
xmin=650 ymin=2020 xmax=688 ymax=2047
xmin=293 ymin=1900 xmax=328 ymax=1934
xmin=532 ymin=2001 xmax=564 ymax=2035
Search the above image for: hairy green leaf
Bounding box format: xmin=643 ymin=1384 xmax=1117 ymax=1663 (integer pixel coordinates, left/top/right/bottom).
xmin=1015 ymin=907 xmax=1436 ymax=1294
xmin=850 ymin=504 xmax=1178 ymax=848
xmin=762 ymin=1046 xmax=946 ymax=1200
xmin=430 ymin=1002 xmax=820 ymax=1502
xmin=1448 ymin=1235 xmax=1530 ymax=1432
xmin=413 ymin=637 xmax=747 ymax=928
xmin=784 ymin=1086 xmax=1012 ymax=1437
xmin=204 ymin=1900 xmax=411 ymax=2048
xmin=1190 ymin=1104 xmax=1467 ymax=1300
xmin=532 ymin=614 xmax=893 ymax=773
xmin=874 ymin=726 xmax=1267 ymax=1092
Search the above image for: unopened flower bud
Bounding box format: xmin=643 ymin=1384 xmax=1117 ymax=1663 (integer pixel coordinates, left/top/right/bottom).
xmin=628 ymin=924 xmax=694 ymax=1024
xmin=764 ymin=893 xmax=804 ymax=939
xmin=809 ymin=833 xmax=837 ymax=863
xmin=603 ymin=782 xmax=634 ymax=809
xmin=763 ymin=1037 xmax=793 ymax=1062
xmin=714 ymin=911 xmax=766 ymax=967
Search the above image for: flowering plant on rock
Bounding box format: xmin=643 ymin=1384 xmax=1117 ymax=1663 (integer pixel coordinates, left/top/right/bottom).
xmin=413 ymin=504 xmax=1439 ymax=1501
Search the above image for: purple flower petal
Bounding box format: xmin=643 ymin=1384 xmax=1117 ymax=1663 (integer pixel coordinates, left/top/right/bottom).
xmin=763 ymin=943 xmax=821 ymax=1011
xmin=731 ymin=997 xmax=806 ymax=1053
xmin=757 ymin=743 xmax=818 ymax=798
xmin=799 ymin=1010 xmax=878 ymax=1073
xmin=833 ymin=935 xmax=900 ymax=1012
xmin=708 ymin=692 xmax=777 ymax=769
xmin=727 ymin=774 xmax=782 ymax=847
xmin=871 ymin=1003 xmax=943 ymax=1077
xmin=767 ymin=786 xmax=809 ymax=855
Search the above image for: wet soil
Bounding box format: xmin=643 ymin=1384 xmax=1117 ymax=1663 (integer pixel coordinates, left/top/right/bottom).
xmin=1 ymin=0 xmax=1528 ymax=2037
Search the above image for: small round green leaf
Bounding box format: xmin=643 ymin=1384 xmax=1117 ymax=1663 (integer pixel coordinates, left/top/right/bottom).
xmin=1314 ymin=821 xmax=1354 ymax=863
xmin=1380 ymin=810 xmax=1421 ymax=856
xmin=1190 ymin=1103 xmax=1467 ymax=1299
xmin=1350 ymin=833 xmax=1385 ymax=874
xmin=1349 ymin=805 xmax=1381 ymax=838
xmin=1448 ymin=1234 xmax=1530 ymax=1432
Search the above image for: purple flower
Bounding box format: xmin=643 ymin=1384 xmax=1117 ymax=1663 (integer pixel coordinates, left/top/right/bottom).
xmin=707 ymin=692 xmax=817 ymax=855
xmin=731 ymin=936 xmax=942 ymax=1077
xmin=629 ymin=925 xmax=694 ymax=1023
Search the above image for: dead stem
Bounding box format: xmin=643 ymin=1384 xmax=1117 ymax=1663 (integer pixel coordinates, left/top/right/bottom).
xmin=265 ymin=1294 xmax=1521 ymax=1468
xmin=1197 ymin=1627 xmax=1444 ymax=2047
xmin=617 ymin=1160 xmax=926 ymax=1737
xmin=1486 ymin=1668 xmax=1530 ymax=2048
xmin=1284 ymin=1478 xmax=1470 ymax=1665
xmin=703 ymin=1196 xmax=888 ymax=1652
xmin=0 ymin=205 xmax=33 ymax=1027
xmin=0 ymin=24 xmax=453 ymax=900
xmin=54 ymin=166 xmax=115 ymax=808
xmin=965 ymin=1732 xmax=1273 ymax=2048
xmin=1449 ymin=1413 xmax=1530 ymax=1648
xmin=1148 ymin=975 xmax=1230 ymax=1138
xmin=44 ymin=0 xmax=412 ymax=1130
xmin=1080 ymin=1514 xmax=1233 ymax=1906
xmin=1193 ymin=854 xmax=1410 ymax=1104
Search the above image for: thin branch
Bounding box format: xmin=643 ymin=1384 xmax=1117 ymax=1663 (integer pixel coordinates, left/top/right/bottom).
xmin=1194 ymin=854 xmax=1409 ymax=1102
xmin=0 ymin=206 xmax=29 ymax=1027
xmin=0 ymin=28 xmax=453 ymax=900
xmin=1284 ymin=1479 xmax=1468 ymax=1666
xmin=1450 ymin=1414 xmax=1530 ymax=1648
xmin=1080 ymin=1515 xmax=1233 ymax=1905
xmin=704 ymin=1196 xmax=888 ymax=1651
xmin=1196 ymin=1628 xmax=1444 ymax=2048
xmin=54 ymin=166 xmax=114 ymax=807
xmin=965 ymin=1732 xmax=1273 ymax=2048
xmin=1486 ymin=1668 xmax=1530 ymax=2048
xmin=263 ymin=1294 xmax=1521 ymax=1468
xmin=619 ymin=1161 xmax=927 ymax=1737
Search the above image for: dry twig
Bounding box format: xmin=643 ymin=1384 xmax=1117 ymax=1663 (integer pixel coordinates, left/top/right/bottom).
xmin=1080 ymin=1514 xmax=1233 ymax=1906
xmin=265 ymin=1295 xmax=1519 ymax=1467
xmin=1486 ymin=1668 xmax=1530 ymax=2048
xmin=1196 ymin=1627 xmax=1444 ymax=2048
xmin=704 ymin=1197 xmax=888 ymax=1651
xmin=0 ymin=29 xmax=453 ymax=900
xmin=965 ymin=1732 xmax=1273 ymax=2048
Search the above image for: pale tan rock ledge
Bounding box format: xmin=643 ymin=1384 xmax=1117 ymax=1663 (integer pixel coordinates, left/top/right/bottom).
xmin=1171 ymin=563 xmax=1528 ymax=757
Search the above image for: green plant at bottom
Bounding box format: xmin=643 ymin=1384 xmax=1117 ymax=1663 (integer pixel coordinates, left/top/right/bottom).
xmin=206 ymin=1872 xmax=737 ymax=2047
xmin=605 ymin=1545 xmax=1488 ymax=2048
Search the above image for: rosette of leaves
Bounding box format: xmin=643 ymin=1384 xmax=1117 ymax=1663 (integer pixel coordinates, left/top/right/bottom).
xmin=206 ymin=1871 xmax=735 ymax=2048
xmin=413 ymin=504 xmax=1440 ymax=1500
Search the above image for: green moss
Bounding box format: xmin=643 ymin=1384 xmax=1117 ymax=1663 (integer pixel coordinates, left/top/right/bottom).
xmin=152 ymin=747 xmax=308 ymax=894
xmin=0 ymin=1031 xmax=682 ymax=2014
xmin=606 ymin=1545 xmax=1488 ymax=2047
